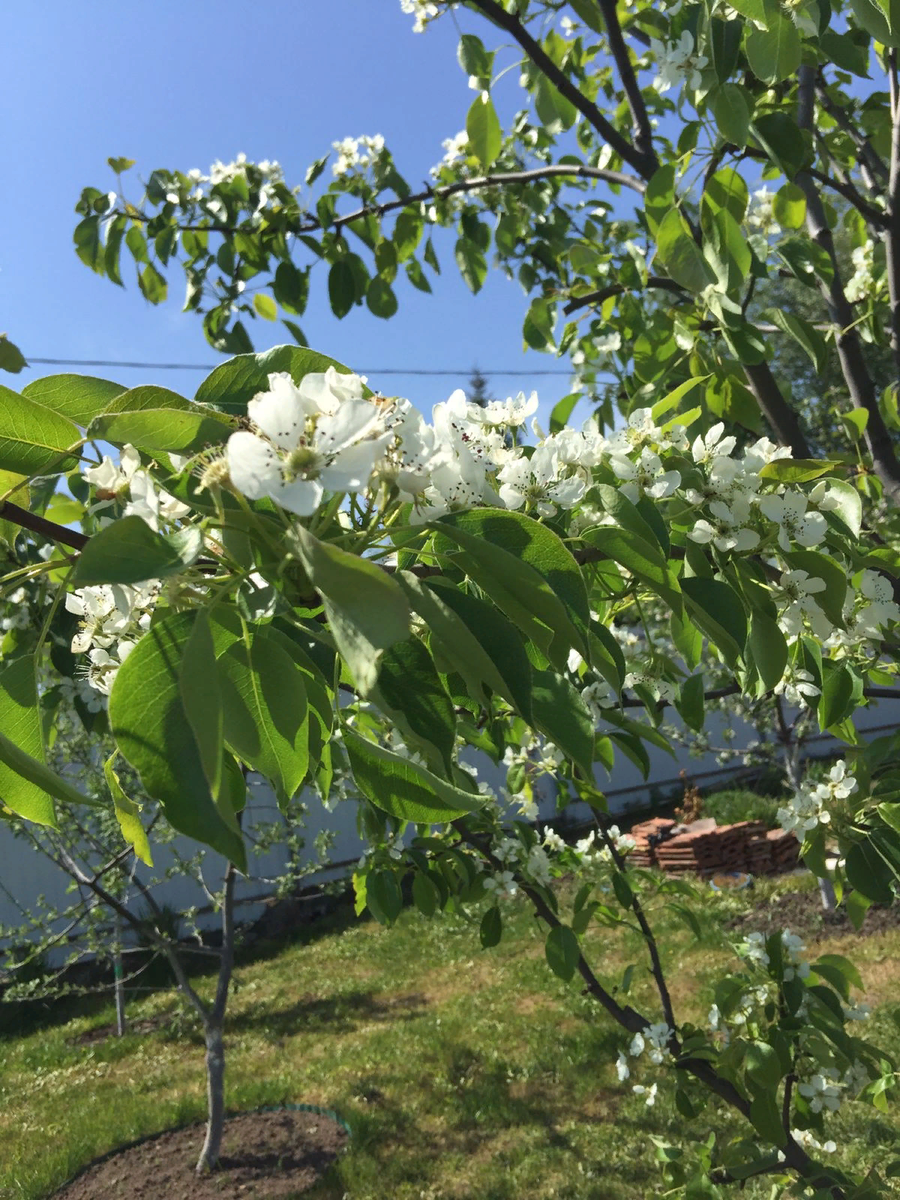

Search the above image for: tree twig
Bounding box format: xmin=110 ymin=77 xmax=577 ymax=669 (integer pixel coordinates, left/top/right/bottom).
xmin=463 ymin=0 xmax=658 ymax=179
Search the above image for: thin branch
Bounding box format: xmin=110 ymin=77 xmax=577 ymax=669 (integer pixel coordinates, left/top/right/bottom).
xmin=115 ymin=164 xmax=647 ymax=244
xmin=562 ymin=276 xmax=688 ymax=316
xmin=596 ymin=821 xmax=676 ymax=1031
xmin=733 ymin=146 xmax=888 ymax=230
xmin=0 ymin=499 xmax=88 ymax=551
xmin=815 ymin=82 xmax=889 ymax=188
xmin=797 ymin=64 xmax=900 ymax=503
xmin=885 ymin=50 xmax=900 ymax=380
xmin=463 ymin=0 xmax=658 ymax=179
xmin=596 ymin=0 xmax=656 ymax=167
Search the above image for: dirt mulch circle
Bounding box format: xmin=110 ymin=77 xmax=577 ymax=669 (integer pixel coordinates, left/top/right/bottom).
xmin=68 ymin=1015 xmax=169 ymax=1046
xmin=725 ymin=889 xmax=900 ymax=941
xmin=50 ymin=1108 xmax=348 ymax=1199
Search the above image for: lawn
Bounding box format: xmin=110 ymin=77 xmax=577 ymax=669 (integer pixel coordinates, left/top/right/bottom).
xmin=1 ymin=871 xmax=899 ymax=1199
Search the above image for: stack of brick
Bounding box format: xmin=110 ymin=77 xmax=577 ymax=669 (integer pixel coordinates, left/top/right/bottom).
xmin=628 ymin=817 xmax=677 ymax=868
xmin=625 ymin=817 xmax=800 ymax=877
xmin=767 ymin=827 xmax=802 ymax=871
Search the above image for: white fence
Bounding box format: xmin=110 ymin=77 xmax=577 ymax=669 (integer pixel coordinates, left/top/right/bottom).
xmin=2 ymin=696 xmax=898 ymax=955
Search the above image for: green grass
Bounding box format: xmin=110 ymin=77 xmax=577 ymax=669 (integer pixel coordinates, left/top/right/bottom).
xmin=1 ymin=876 xmax=899 ymax=1199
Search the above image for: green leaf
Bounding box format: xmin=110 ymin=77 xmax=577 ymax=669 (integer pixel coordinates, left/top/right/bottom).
xmin=217 ymin=631 xmax=309 ymax=805
xmin=726 ymin=0 xmax=770 ymax=23
xmin=675 ymin=673 xmax=705 ymax=732
xmin=644 ymin=166 xmax=676 ymax=235
xmin=758 ymin=459 xmax=841 ymax=483
xmin=372 ymin=636 xmax=457 ymax=776
xmin=712 ymin=84 xmax=751 ymax=146
xmin=593 ymin=484 xmax=664 ymax=550
xmin=745 ymin=1040 xmax=782 ymax=1091
xmin=751 ymin=114 xmax=810 ymax=179
xmin=703 ymin=168 xmax=750 ymax=223
xmin=656 ymin=210 xmax=717 ymax=294
xmin=531 ymin=669 xmax=595 ymax=775
xmin=195 ymin=344 xmax=362 ymax=415
xmin=252 ymin=292 xmax=277 ymax=321
xmin=366 ymin=276 xmax=399 ymax=319
xmin=108 ymin=612 xmax=246 ymax=867
xmin=344 ymin=729 xmax=485 ymax=823
xmin=0 ymin=657 xmax=55 ymax=826
xmin=772 ymin=182 xmax=806 ymax=230
xmin=179 ymin=612 xmax=224 ymax=800
xmin=0 ymin=385 xmax=81 ymax=475
xmin=413 ymin=871 xmax=440 ymax=917
xmin=74 ymin=215 xmax=104 ymax=273
xmin=291 ymin=525 xmax=410 ymax=695
xmin=455 ymin=237 xmax=487 ymax=294
xmin=0 ymin=335 xmax=27 ymax=375
xmin=841 ymin=407 xmax=869 ymax=442
xmin=749 ymin=1091 xmax=785 ymax=1147
xmin=71 ymin=517 xmax=202 ymax=586
xmin=782 ymin=549 xmax=847 ymax=627
xmin=818 ymin=661 xmax=856 ymax=730
xmin=681 ymin=577 xmax=747 ymax=667
xmin=22 ymin=375 xmax=127 ymax=427
xmin=433 ymin=508 xmax=589 ymax=670
xmin=366 ymin=870 xmax=403 ymax=925
xmin=108 ymin=156 xmax=135 ymax=173
xmin=746 ymin=17 xmax=801 ymax=84
xmin=545 ymin=925 xmax=580 ymax=982
xmin=761 ymin=309 xmax=827 ymax=374
xmin=398 ymin=571 xmax=533 ymax=720
xmin=328 ymin=260 xmax=356 ymax=318
xmin=466 ymin=93 xmax=502 ymax=168
xmin=98 ymin=384 xmax=193 ymax=416
xmin=425 ymin=580 xmax=534 ymax=722
xmin=747 ymin=611 xmax=788 ymax=690
xmin=88 ymin=407 xmax=231 ymax=455
xmin=480 ymin=905 xmax=502 ymax=948
xmin=581 ymin=526 xmax=682 ymax=612
xmin=138 ymin=263 xmax=167 ymax=304
xmin=104 ymin=756 xmax=153 ymax=865
xmin=708 ymin=17 xmax=743 ymax=83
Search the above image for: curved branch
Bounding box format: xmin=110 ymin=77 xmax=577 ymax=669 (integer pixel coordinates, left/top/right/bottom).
xmin=0 ymin=499 xmax=88 ymax=551
xmin=463 ymin=0 xmax=658 ymax=179
xmin=596 ymin=0 xmax=656 ymax=166
xmin=562 ymin=276 xmax=688 ymax=316
xmin=797 ymin=64 xmax=900 ymax=503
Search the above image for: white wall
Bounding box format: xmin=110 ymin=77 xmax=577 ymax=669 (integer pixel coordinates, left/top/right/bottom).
xmin=3 ymin=696 xmax=898 ymax=955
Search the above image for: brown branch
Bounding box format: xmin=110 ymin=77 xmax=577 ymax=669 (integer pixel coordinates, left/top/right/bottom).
xmin=596 ymin=0 xmax=656 ymax=168
xmin=796 ymin=64 xmax=900 ymax=504
xmin=741 ymin=362 xmax=812 ymax=458
xmin=117 ymin=163 xmax=647 ymax=244
xmin=562 ymin=276 xmax=688 ymax=316
xmin=463 ymin=0 xmax=658 ymax=179
xmin=816 ymin=81 xmax=889 ymax=189
xmin=596 ymin=820 xmax=676 ymax=1031
xmin=885 ymin=50 xmax=900 ymax=382
xmin=0 ymin=499 xmax=88 ymax=551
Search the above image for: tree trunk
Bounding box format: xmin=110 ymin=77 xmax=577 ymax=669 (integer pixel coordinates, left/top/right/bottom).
xmin=195 ymin=852 xmax=238 ymax=1174
xmin=196 ymin=1022 xmax=226 ymax=1172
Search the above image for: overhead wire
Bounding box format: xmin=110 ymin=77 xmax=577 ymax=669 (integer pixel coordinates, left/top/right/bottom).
xmin=27 ymin=356 xmax=574 ymax=377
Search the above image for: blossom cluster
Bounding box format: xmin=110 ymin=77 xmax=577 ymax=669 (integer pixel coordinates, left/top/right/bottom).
xmin=331 ymin=134 xmax=385 ymax=178
xmin=777 ymin=761 xmax=857 ymax=837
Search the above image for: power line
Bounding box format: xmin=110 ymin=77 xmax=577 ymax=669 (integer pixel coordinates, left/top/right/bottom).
xmin=27 ymin=356 xmax=574 ymax=378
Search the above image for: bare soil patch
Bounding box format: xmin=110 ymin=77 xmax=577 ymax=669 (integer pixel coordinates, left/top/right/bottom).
xmin=50 ymin=1109 xmax=347 ymax=1199
xmin=725 ymin=890 xmax=900 ymax=941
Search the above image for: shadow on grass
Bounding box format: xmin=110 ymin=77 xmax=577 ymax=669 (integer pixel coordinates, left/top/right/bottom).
xmin=315 ymin=1035 xmax=664 ymax=1199
xmin=230 ymin=988 xmax=428 ymax=1039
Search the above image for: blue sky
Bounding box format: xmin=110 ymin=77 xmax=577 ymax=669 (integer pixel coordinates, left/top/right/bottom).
xmin=1 ymin=2 xmax=580 ymax=418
